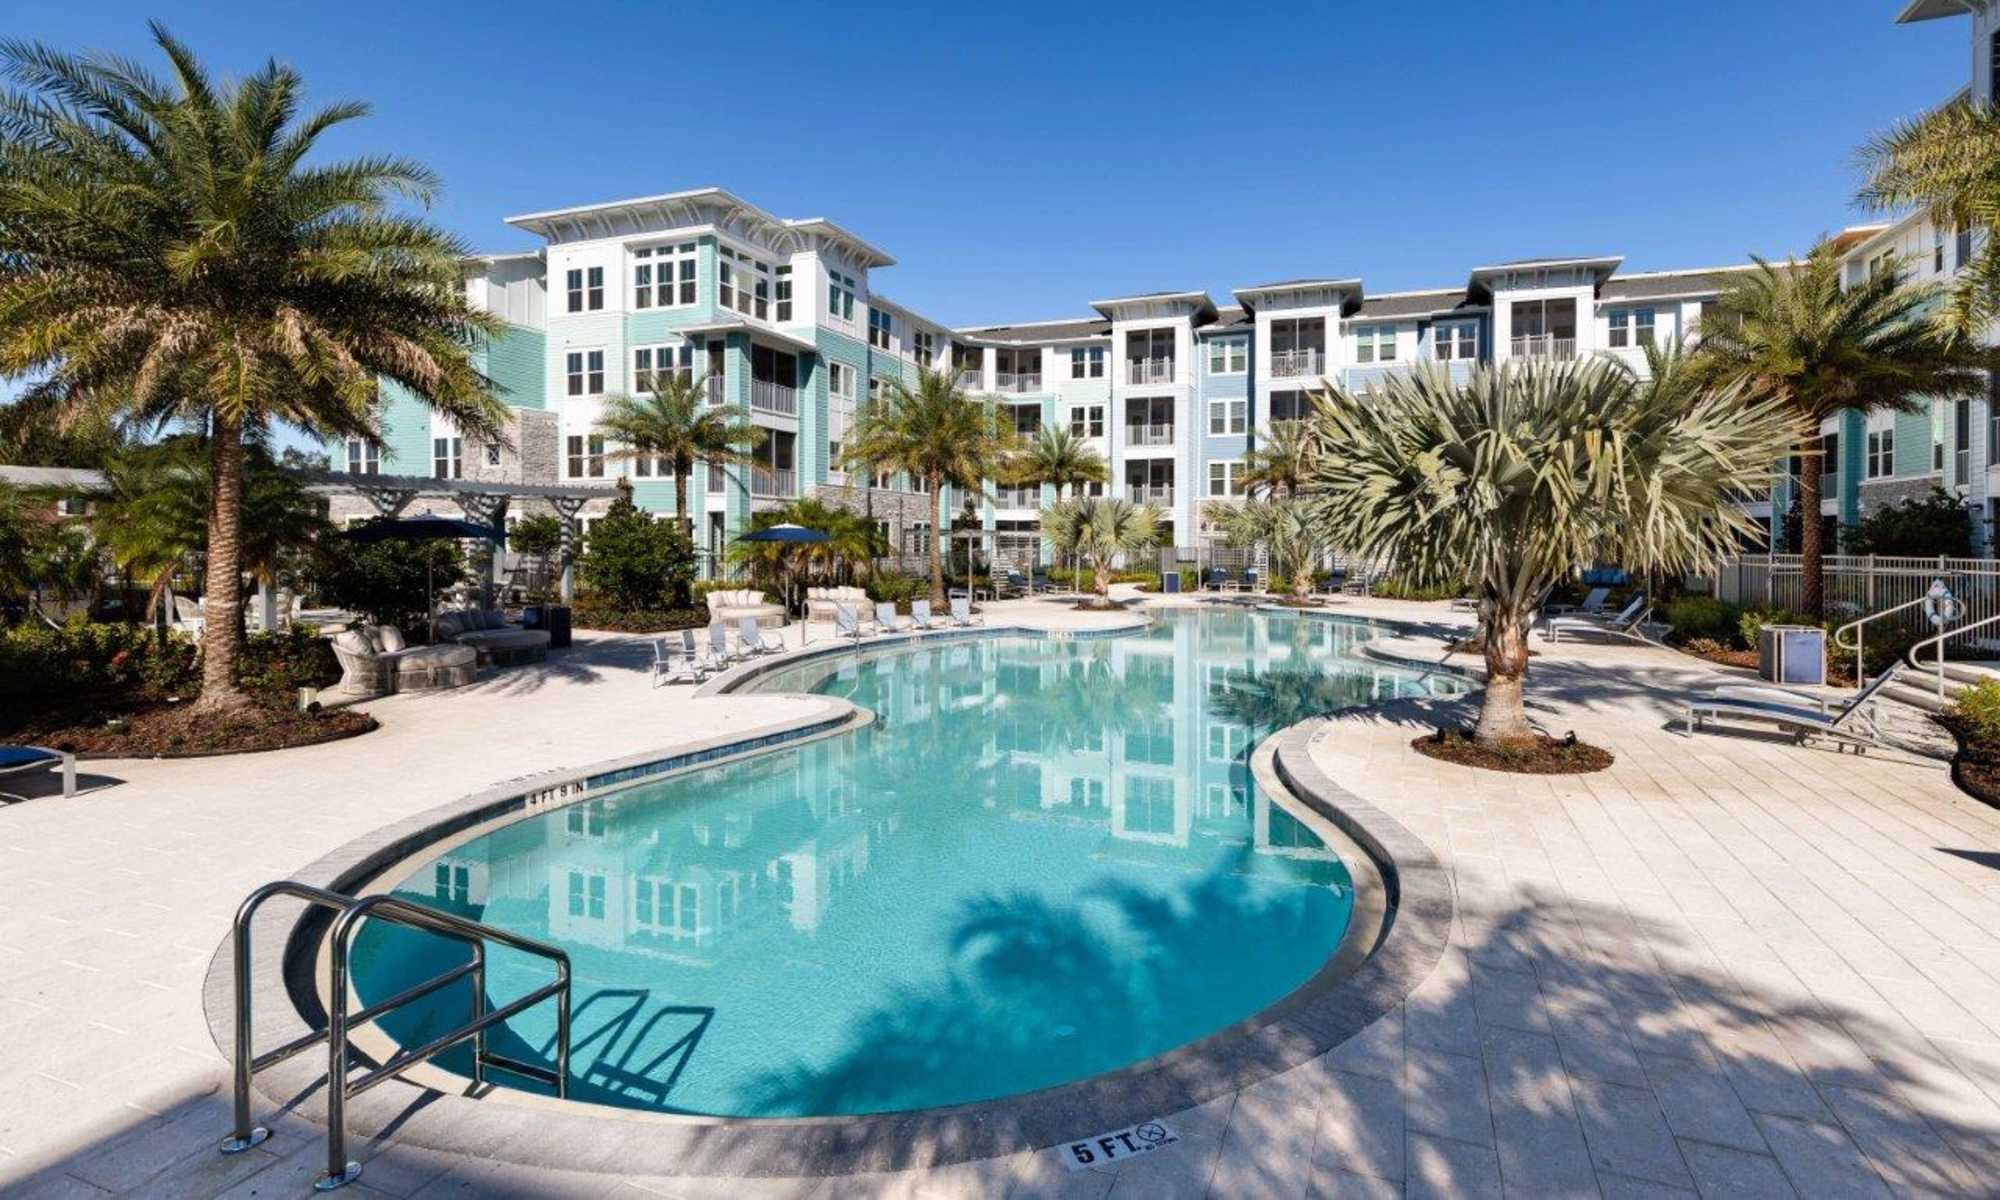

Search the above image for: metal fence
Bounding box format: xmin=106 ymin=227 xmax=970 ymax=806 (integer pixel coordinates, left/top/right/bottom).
xmin=1714 ymin=554 xmax=2000 ymax=656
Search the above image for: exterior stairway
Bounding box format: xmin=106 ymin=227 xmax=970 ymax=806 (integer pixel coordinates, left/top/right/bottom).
xmin=1867 ymin=660 xmax=1992 ymax=760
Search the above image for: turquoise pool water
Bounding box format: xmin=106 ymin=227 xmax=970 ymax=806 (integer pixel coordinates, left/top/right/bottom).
xmin=349 ymin=607 xmax=1459 ymax=1117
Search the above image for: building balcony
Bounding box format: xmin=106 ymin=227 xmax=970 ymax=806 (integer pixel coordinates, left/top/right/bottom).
xmin=1127 ymin=358 xmax=1175 ymax=386
xmin=996 ymin=371 xmax=1042 ymax=393
xmin=1958 ymin=447 xmax=1972 ymax=487
xmin=751 ymin=467 xmax=796 ymax=498
xmin=750 ymin=380 xmax=797 ymax=416
xmin=704 ymin=376 xmax=726 ymax=405
xmin=1509 ymin=335 xmax=1576 ymax=360
xmin=1269 ymin=349 xmax=1325 ymax=378
xmin=1126 ymin=423 xmax=1175 ymax=447
xmin=993 ymin=485 xmax=1042 ymax=509
xmin=1127 ymin=485 xmax=1174 ymax=506
xmin=955 ymin=369 xmax=985 ymax=392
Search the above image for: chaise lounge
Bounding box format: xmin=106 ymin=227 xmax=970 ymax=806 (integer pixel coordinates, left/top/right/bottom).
xmin=0 ymin=745 xmax=76 ymax=800
xmin=435 ymin=608 xmax=551 ymax=666
xmin=330 ymin=625 xmax=479 ymax=697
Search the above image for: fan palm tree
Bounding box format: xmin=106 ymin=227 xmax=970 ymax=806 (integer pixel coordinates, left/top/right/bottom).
xmin=1240 ymin=419 xmax=1318 ymax=499
xmin=0 ymin=26 xmax=504 ymax=711
xmin=1202 ymin=495 xmax=1331 ymax=603
xmin=726 ymin=497 xmax=885 ymax=591
xmin=1042 ymin=497 xmax=1159 ymax=606
xmin=1858 ymin=96 xmax=2000 ymax=339
xmin=1692 ymin=242 xmax=1991 ymax=615
xmin=1305 ymin=359 xmax=1800 ymax=747
xmin=1015 ymin=424 xmax=1106 ymax=586
xmin=592 ymin=373 xmax=764 ymax=532
xmin=839 ymin=365 xmax=1019 ymax=606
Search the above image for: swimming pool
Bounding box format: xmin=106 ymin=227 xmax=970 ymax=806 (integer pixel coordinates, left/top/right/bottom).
xmin=348 ymin=607 xmax=1460 ymax=1118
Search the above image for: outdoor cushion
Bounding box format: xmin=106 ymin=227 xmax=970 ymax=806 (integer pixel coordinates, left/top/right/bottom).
xmin=376 ymin=625 xmax=407 ymax=653
xmin=435 ymin=612 xmax=466 ymax=638
xmin=333 ymin=628 xmax=373 ymax=657
xmin=0 ymin=747 xmax=59 ymax=768
xmin=481 ymin=609 xmax=507 ymax=629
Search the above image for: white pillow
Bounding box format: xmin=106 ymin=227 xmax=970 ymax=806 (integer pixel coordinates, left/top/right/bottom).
xmin=377 ymin=625 xmax=407 ymax=653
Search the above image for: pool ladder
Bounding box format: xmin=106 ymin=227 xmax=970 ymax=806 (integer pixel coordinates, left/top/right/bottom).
xmin=220 ymin=881 xmax=573 ymax=1191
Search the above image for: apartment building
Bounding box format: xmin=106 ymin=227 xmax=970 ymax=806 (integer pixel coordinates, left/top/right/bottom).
xmin=330 ymin=2 xmax=1998 ymax=566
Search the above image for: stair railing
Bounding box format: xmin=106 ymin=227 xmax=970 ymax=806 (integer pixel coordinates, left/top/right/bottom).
xmin=1832 ymin=595 xmax=1932 ymax=689
xmin=1906 ymin=610 xmax=2000 ymax=701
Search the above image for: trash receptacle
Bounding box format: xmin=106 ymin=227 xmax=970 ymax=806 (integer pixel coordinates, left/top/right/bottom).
xmin=1163 ymin=571 xmax=1181 ymax=594
xmin=543 ymin=604 xmax=572 ymax=649
xmin=1757 ymin=624 xmax=1825 ymax=686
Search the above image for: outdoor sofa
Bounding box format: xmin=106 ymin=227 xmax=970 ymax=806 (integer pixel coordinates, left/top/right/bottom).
xmin=435 ymin=608 xmax=552 ymax=665
xmin=706 ymin=588 xmax=786 ymax=629
xmin=330 ymin=624 xmax=479 ymax=697
xmin=805 ymin=586 xmax=869 ymax=624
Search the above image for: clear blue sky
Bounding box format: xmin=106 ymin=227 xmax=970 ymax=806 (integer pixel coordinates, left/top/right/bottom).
xmin=2 ymin=0 xmax=1971 ymax=328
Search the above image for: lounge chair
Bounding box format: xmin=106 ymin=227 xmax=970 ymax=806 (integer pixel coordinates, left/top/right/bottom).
xmin=1031 ymin=568 xmax=1054 ymax=594
xmin=1001 ymin=569 xmax=1031 ymax=598
xmin=0 ymin=746 xmax=76 ymax=800
xmin=834 ymin=604 xmax=871 ymax=642
xmin=1543 ymin=587 xmax=1612 ymax=618
xmin=651 ymin=637 xmax=705 ymax=686
xmin=910 ymin=599 xmax=940 ymax=630
xmin=738 ymin=617 xmax=781 ymax=656
xmin=875 ymin=602 xmax=911 ymax=633
xmin=1205 ymin=568 xmax=1228 ymax=592
xmin=708 ymin=622 xmax=748 ymax=664
xmin=684 ymin=628 xmax=724 ymax=674
xmin=949 ymin=595 xmax=981 ymax=627
xmin=1683 ymin=668 xmax=1903 ymax=753
xmin=1243 ymin=569 xmax=1260 ymax=593
xmin=1539 ymin=594 xmax=1656 ymax=644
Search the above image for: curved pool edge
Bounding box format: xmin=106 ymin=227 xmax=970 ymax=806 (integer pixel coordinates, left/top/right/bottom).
xmin=200 ymin=608 xmax=1461 ymax=1179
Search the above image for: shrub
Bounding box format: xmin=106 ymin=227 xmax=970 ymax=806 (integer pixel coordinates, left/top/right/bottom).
xmin=0 ymin=619 xmax=197 ymax=729
xmin=234 ymin=626 xmax=341 ymax=695
xmin=568 ymin=600 xmax=708 ymax=634
xmin=1682 ymin=637 xmax=1732 ymax=658
xmin=1736 ymin=607 xmax=1819 ymax=651
xmin=1665 ymin=596 xmax=1741 ymax=645
xmin=509 ymin=514 xmax=564 ymax=559
xmin=865 ymin=573 xmax=924 ymax=608
xmin=1370 ymin=576 xmax=1468 ymax=602
xmin=577 ymin=496 xmax=696 ymax=610
xmin=1842 ymin=487 xmax=1973 ymax=557
xmin=311 ymin=537 xmax=469 ymax=636
xmin=1951 ymin=680 xmax=2000 ymax=745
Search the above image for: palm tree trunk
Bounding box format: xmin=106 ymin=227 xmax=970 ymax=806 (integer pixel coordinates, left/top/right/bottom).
xmin=1292 ymin=566 xmax=1312 ymax=603
xmin=1797 ymin=450 xmax=1825 ymax=617
xmin=1474 ymin=603 xmax=1535 ymax=746
xmin=195 ymin=414 xmax=248 ymax=712
xmin=927 ymin=472 xmax=946 ymax=607
xmin=1093 ymin=555 xmax=1110 ymax=600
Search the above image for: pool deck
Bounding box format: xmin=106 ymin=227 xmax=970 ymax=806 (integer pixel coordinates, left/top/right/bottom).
xmin=2 ymin=593 xmax=1994 ymax=1197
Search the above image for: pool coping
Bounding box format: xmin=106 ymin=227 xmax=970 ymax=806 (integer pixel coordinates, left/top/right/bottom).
xmin=200 ymin=606 xmax=1468 ymax=1179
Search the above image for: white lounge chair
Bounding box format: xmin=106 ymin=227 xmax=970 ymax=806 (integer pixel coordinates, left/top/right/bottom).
xmin=949 ymin=595 xmax=981 ymax=627
xmin=738 ymin=616 xmax=780 ymax=656
xmin=876 ymin=602 xmax=911 ymax=633
xmin=834 ymin=603 xmax=871 ymax=642
xmin=1539 ymin=594 xmax=1656 ymax=644
xmin=708 ymin=621 xmax=747 ymax=664
xmin=1543 ymin=586 xmax=1612 ymax=618
xmin=1683 ymin=669 xmax=1902 ymax=753
xmin=0 ymin=746 xmax=76 ymax=800
xmin=910 ymin=599 xmax=939 ymax=630
xmin=683 ymin=628 xmax=724 ymax=674
xmin=651 ymin=637 xmax=705 ymax=686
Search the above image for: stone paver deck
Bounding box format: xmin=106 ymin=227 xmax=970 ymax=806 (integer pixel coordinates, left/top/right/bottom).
xmin=2 ymin=594 xmax=1992 ymax=1197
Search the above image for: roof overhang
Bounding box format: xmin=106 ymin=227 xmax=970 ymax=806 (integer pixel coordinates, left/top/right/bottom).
xmin=0 ymin=465 xmax=108 ymax=493
xmin=1230 ymin=278 xmax=1364 ymax=316
xmin=1087 ymin=291 xmax=1220 ymax=324
xmin=504 ymin=186 xmax=895 ymax=267
xmin=1466 ymin=256 xmax=1623 ymax=301
xmin=1897 ymin=0 xmax=1972 ymax=22
xmin=672 ymin=317 xmax=820 ymax=354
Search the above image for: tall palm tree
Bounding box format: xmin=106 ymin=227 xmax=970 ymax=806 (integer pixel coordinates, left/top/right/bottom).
xmin=1240 ymin=418 xmax=1318 ymax=499
xmin=1859 ymin=96 xmax=2000 ymax=339
xmin=593 ymin=373 xmax=763 ymax=532
xmin=1016 ymin=424 xmax=1106 ymax=585
xmin=1042 ymin=497 xmax=1159 ymax=606
xmin=0 ymin=26 xmax=503 ymax=711
xmin=840 ymin=365 xmax=1019 ymax=606
xmin=1202 ymin=495 xmax=1331 ymax=603
xmin=1306 ymin=360 xmax=1800 ymax=747
xmin=1693 ymin=242 xmax=1991 ymax=615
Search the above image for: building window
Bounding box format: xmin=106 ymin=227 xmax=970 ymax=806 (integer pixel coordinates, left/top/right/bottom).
xmin=1866 ymin=428 xmax=1894 ymax=480
xmin=1207 ymin=337 xmax=1247 ymax=375
xmin=828 ymin=270 xmax=856 ymax=322
xmin=775 ymin=264 xmax=793 ymax=321
xmin=1208 ymin=397 xmax=1246 ymax=435
xmin=868 ymin=376 xmax=886 ymax=404
xmin=484 ymin=443 xmax=501 ymax=468
xmin=344 ymin=437 xmax=379 ymax=475
xmin=566 ymin=350 xmax=605 ymax=396
xmin=565 ymin=268 xmax=582 ymax=313
xmin=1607 ymin=308 xmax=1655 ymax=349
xmin=1958 ymin=225 xmax=1975 ymax=272
xmin=717 ymin=246 xmax=771 ymax=319
xmin=1268 ymin=390 xmax=1308 ymax=423
xmin=1208 ymin=460 xmax=1244 ymax=497
xmin=828 ymin=361 xmax=856 ymax=408
xmin=1070 ymin=346 xmax=1105 ymax=379
xmin=1936 ymin=227 xmax=1948 ymax=275
xmin=1432 ymin=322 xmax=1478 ymax=361
xmin=1354 ymin=325 xmax=1396 ymax=364
xmin=566 ymin=872 xmax=605 ymax=920
xmin=566 ymin=434 xmax=605 ymax=479
xmin=632 ymin=243 xmax=696 ymax=308
xmin=912 ymin=330 xmax=934 ymax=365
xmin=1071 ymin=404 xmax=1105 ymax=438
xmin=432 ymin=437 xmax=462 ymax=480
xmin=868 ymin=307 xmax=893 ymax=350
xmin=634 ymin=344 xmax=692 ymax=393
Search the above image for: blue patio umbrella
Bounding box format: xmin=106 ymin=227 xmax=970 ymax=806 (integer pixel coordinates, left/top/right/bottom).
xmin=735 ymin=524 xmax=830 ymax=632
xmin=340 ymin=515 xmax=505 ymax=638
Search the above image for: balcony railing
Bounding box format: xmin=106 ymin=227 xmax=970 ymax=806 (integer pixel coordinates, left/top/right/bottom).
xmin=1127 ymin=358 xmax=1175 ymax=385
xmin=1269 ymin=349 xmax=1325 ymax=378
xmin=1126 ymin=485 xmax=1174 ymax=506
xmin=955 ymin=369 xmax=985 ymax=391
xmin=993 ymin=486 xmax=1041 ymax=509
xmin=703 ymin=376 xmax=726 ymax=405
xmin=708 ymin=464 xmax=725 ymax=490
xmin=751 ymin=467 xmax=796 ymax=497
xmin=1126 ymin=423 xmax=1175 ymax=447
xmin=750 ymin=380 xmax=797 ymax=416
xmin=996 ymin=371 xmax=1041 ymax=393
xmin=1820 ymin=471 xmax=1840 ymax=498
xmin=1509 ymin=335 xmax=1576 ymax=360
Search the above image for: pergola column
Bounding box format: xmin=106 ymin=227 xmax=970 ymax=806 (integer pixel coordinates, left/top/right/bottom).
xmin=549 ymin=496 xmax=588 ymax=604
xmin=458 ymin=493 xmax=511 ymax=608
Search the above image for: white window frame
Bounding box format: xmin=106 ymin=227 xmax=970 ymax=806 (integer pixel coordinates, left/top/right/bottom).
xmin=912 ymin=329 xmax=934 ymax=365
xmin=828 ymin=270 xmax=857 ymax=323
xmin=566 ymin=349 xmax=606 ymax=397
xmin=1208 ymin=397 xmax=1246 ymax=435
xmin=717 ymin=245 xmax=773 ymax=320
xmin=1607 ymin=307 xmax=1655 ymax=349
xmin=432 ymin=436 xmax=462 ymax=480
xmin=633 ymin=343 xmax=692 ymax=394
xmin=1207 ymin=459 xmax=1244 ymax=497
xmin=868 ymin=307 xmax=894 ymax=351
xmin=566 ymin=433 xmax=606 ymax=479
xmin=1354 ymin=324 xmax=1396 ymax=364
xmin=345 ymin=437 xmax=380 ymax=475
xmin=1070 ymin=403 xmax=1105 ymax=438
xmin=1432 ymin=322 xmax=1478 ymax=361
xmin=1207 ymin=336 xmax=1247 ymax=375
xmin=1866 ymin=427 xmax=1895 ymax=480
xmin=632 ymin=242 xmax=697 ymax=309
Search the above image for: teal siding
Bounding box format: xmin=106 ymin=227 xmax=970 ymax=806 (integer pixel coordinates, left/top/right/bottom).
xmin=483 ymin=324 xmax=546 ymax=410
xmin=1892 ymin=405 xmax=1937 ymax=478
xmin=1839 ymin=409 xmax=1864 ymax=525
xmin=377 ymin=380 xmax=432 ymax=474
xmin=813 ymin=329 xmax=870 ymax=488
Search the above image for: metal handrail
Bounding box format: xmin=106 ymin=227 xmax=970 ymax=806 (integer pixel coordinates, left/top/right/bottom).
xmin=221 ymin=880 xmax=571 ymax=1191
xmin=1832 ymin=594 xmax=1933 ymax=687
xmin=1907 ymin=609 xmax=1997 ymax=701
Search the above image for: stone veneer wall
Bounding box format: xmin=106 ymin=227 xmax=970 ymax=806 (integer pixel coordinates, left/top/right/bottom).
xmin=1856 ymin=476 xmax=1948 ymax=520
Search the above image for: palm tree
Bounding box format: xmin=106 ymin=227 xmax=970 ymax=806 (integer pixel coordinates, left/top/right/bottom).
xmin=1858 ymin=96 xmax=2000 ymax=339
xmin=726 ymin=497 xmax=884 ymax=592
xmin=1305 ymin=360 xmax=1800 ymax=747
xmin=1693 ymin=242 xmax=1991 ymax=615
xmin=1042 ymin=497 xmax=1159 ymax=606
xmin=1202 ymin=495 xmax=1331 ymax=603
xmin=1240 ymin=419 xmax=1318 ymax=499
xmin=593 ymin=373 xmax=764 ymax=532
xmin=840 ymin=365 xmax=1019 ymax=606
xmin=1015 ymin=424 xmax=1106 ymax=586
xmin=0 ymin=26 xmax=503 ymax=711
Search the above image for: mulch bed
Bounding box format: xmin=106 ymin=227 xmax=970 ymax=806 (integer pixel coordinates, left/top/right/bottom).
xmin=13 ymin=699 xmax=377 ymax=759
xmin=1411 ymin=729 xmax=1614 ymax=775
xmin=1939 ymin=715 xmax=2000 ymax=808
xmin=1674 ymin=641 xmax=1859 ymax=687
